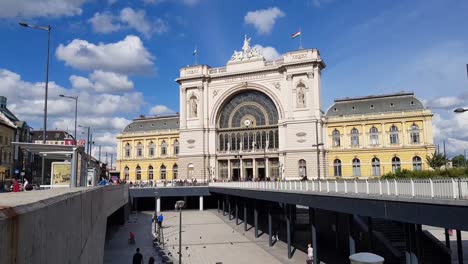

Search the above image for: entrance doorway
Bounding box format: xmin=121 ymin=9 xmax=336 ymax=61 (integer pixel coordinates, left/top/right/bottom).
xmin=245 ymin=168 xmax=253 ymax=181
xmin=232 ymin=168 xmax=240 ymax=181
xmin=257 ymin=168 xmax=265 ymax=180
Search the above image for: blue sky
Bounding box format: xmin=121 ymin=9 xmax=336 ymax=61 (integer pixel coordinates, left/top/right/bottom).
xmin=1 ymin=0 xmax=468 ymax=159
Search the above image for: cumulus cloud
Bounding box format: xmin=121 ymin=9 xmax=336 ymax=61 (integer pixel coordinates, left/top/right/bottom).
xmin=0 ymin=0 xmax=85 ymax=18
xmin=423 ymin=96 xmax=465 ymax=109
xmin=149 ymin=105 xmax=174 ymax=115
xmin=252 ymin=44 xmax=281 ymax=60
xmin=70 ymin=70 xmax=134 ymax=93
xmin=143 ymin=0 xmax=199 ymax=5
xmin=89 ymin=12 xmax=121 ymax=33
xmin=244 ymin=7 xmax=285 ymax=35
xmin=432 ymin=112 xmax=468 ymax=157
xmin=56 ymin=35 xmax=154 ymax=74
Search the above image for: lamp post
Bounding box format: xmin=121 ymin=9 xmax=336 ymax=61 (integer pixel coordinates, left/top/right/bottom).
xmin=454 ymin=108 xmax=468 ymax=113
xmin=154 ymin=191 xmax=159 ymax=234
xmin=79 ymin=125 xmax=91 ymax=167
xmin=59 ymin=95 xmax=78 ymax=145
xmin=175 ymin=200 xmax=185 ymax=264
xmin=19 ymin=22 xmax=51 ymax=185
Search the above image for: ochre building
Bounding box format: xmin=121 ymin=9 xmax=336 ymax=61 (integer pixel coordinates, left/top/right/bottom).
xmin=116 ymin=115 xmax=179 ymax=182
xmin=324 ymin=92 xmax=435 ymax=178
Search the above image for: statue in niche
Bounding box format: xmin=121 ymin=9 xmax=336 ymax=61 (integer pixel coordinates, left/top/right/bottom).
xmin=297 ymin=86 xmax=306 ymax=108
xmin=189 ymin=95 xmax=197 ymax=118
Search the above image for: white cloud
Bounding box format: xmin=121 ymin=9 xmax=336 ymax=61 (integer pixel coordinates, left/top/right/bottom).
xmin=252 ymin=44 xmax=281 ymax=60
xmin=56 ymin=35 xmax=154 ymax=74
xmin=70 ymin=70 xmax=134 ymax=93
xmin=0 ymin=0 xmax=85 ymax=18
xmin=149 ymin=105 xmax=174 ymax=115
xmin=423 ymin=96 xmax=465 ymax=109
xmin=142 ymin=0 xmax=199 ymax=5
xmin=88 ymin=12 xmax=121 ymax=33
xmin=244 ymin=7 xmax=285 ymax=35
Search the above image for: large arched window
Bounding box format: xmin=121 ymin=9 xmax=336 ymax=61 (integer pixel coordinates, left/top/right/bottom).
xmin=173 ymin=164 xmax=178 ymax=179
xmin=124 ymin=166 xmax=129 ymax=180
xmin=413 ymin=156 xmax=422 ymax=171
xmin=332 ymin=129 xmax=341 ymax=147
xmin=161 ymin=140 xmax=167 ymax=155
xmin=160 ymin=165 xmax=166 ymax=180
xmin=389 ymin=125 xmax=399 ymax=145
xmin=351 ymin=128 xmax=359 ymax=147
xmin=136 ymin=166 xmax=141 ymax=180
xmin=174 ymin=140 xmax=179 ymax=155
xmin=148 ymin=141 xmax=155 ymax=157
xmin=410 ymin=124 xmax=420 ymax=144
xmin=298 ymin=159 xmax=307 ymax=177
xmin=219 ymin=134 xmax=224 ymax=151
xmin=148 ymin=165 xmax=154 ymax=180
xmin=125 ymin=143 xmax=131 ymax=158
xmin=369 ymin=126 xmax=379 ymax=145
xmin=352 ymin=158 xmax=361 ymax=176
xmin=333 ymin=159 xmax=342 ymax=177
xmin=392 ymin=157 xmax=401 ymax=173
xmin=136 ymin=142 xmax=143 ymax=157
xmin=188 ymin=163 xmax=194 ymax=178
xmin=371 ymin=158 xmax=381 ymax=176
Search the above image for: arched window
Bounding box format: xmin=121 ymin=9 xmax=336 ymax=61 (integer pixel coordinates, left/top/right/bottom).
xmin=351 ymin=128 xmax=359 ymax=147
xmin=188 ymin=163 xmax=194 ymax=178
xmin=413 ymin=156 xmax=422 ymax=171
xmin=274 ymin=130 xmax=279 ymax=149
xmin=333 ymin=159 xmax=342 ymax=177
xmin=148 ymin=165 xmax=154 ymax=180
xmin=231 ymin=133 xmax=236 ymax=151
xmin=124 ymin=166 xmax=129 ymax=180
xmin=136 ymin=166 xmax=141 ymax=180
xmin=249 ymin=132 xmax=254 ymax=150
xmin=371 ymin=158 xmax=381 ymax=176
xmin=148 ymin=141 xmax=155 ymax=157
xmin=369 ymin=126 xmax=379 ymax=145
xmin=174 ymin=140 xmax=179 ymax=155
xmin=269 ymin=130 xmax=275 ymax=149
xmin=389 ymin=125 xmax=399 ymax=145
xmin=410 ymin=124 xmax=420 ymax=144
xmin=261 ymin=131 xmax=267 ymax=149
xmin=161 ymin=140 xmax=167 ymax=155
xmin=243 ymin=132 xmax=249 ymax=150
xmin=160 ymin=165 xmax=166 ymax=180
xmin=392 ymin=157 xmax=401 ymax=173
xmin=137 ymin=142 xmax=143 ymax=157
xmin=352 ymin=158 xmax=361 ymax=176
xmin=173 ymin=164 xmax=178 ymax=179
xmin=332 ymin=129 xmax=341 ymax=147
xmin=125 ymin=143 xmax=131 ymax=158
xmin=219 ymin=134 xmax=224 ymax=151
xmin=298 ymin=159 xmax=307 ymax=177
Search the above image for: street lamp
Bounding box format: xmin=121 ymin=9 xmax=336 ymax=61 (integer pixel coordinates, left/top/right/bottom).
xmin=79 ymin=125 xmax=91 ymax=167
xmin=312 ymin=143 xmax=324 ymax=180
xmin=175 ymin=200 xmax=185 ymax=264
xmin=59 ymin=94 xmax=78 ymax=145
xmin=154 ymin=191 xmax=159 ymax=234
xmin=19 ymin=21 xmax=51 ymax=185
xmin=454 ymin=108 xmax=468 ymax=113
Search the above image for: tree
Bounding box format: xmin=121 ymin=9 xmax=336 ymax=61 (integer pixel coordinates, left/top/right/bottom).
xmin=452 ymin=154 xmax=466 ymax=167
xmin=426 ymin=151 xmax=447 ymax=170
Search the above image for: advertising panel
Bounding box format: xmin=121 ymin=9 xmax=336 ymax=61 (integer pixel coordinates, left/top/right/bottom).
xmin=51 ymin=162 xmax=71 ymax=186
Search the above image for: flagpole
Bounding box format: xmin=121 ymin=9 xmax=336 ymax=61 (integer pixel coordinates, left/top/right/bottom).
xmin=299 ymin=28 xmax=302 ymax=50
xmin=194 ymin=45 xmax=198 ymax=66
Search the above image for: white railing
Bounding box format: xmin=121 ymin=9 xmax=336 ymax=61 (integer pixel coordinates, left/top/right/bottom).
xmin=209 ymin=178 xmax=468 ymax=200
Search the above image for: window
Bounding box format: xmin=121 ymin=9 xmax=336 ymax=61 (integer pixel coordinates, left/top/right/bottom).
xmin=174 ymin=140 xmax=179 ymax=155
xmin=333 ymin=159 xmax=342 ymax=177
xmin=389 ymin=125 xmax=399 ymax=145
xmin=125 ymin=143 xmax=131 ymax=158
xmin=371 ymin=158 xmax=381 ymax=176
xmin=370 ymin=104 xmax=374 ymax=109
xmin=351 ymin=128 xmax=359 ymax=147
xmin=332 ymin=129 xmax=341 ymax=147
xmin=369 ymin=126 xmax=379 ymax=145
xmin=173 ymin=164 xmax=178 ymax=179
xmin=124 ymin=166 xmax=129 ymax=180
xmin=188 ymin=163 xmax=194 ymax=178
xmin=391 ymin=157 xmax=401 ymax=173
xmin=160 ymin=165 xmax=166 ymax=180
xmin=413 ymin=156 xmax=422 ymax=171
xmin=410 ymin=124 xmax=420 ymax=144
xmin=161 ymin=140 xmax=167 ymax=155
xmin=137 ymin=142 xmax=143 ymax=157
xmin=148 ymin=141 xmax=155 ymax=156
xmin=148 ymin=165 xmax=154 ymax=180
xmin=298 ymin=159 xmax=307 ymax=177
xmin=352 ymin=158 xmax=361 ymax=176
xmin=136 ymin=166 xmax=141 ymax=180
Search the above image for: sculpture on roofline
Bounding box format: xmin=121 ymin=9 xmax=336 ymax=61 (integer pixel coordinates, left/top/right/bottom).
xmin=229 ymin=35 xmax=263 ymax=62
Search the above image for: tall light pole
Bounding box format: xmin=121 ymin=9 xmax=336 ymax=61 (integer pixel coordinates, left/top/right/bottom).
xmin=19 ymin=22 xmax=51 ymax=185
xmin=79 ymin=125 xmax=91 ymax=167
xmin=59 ymin=94 xmax=78 ymax=145
xmin=175 ymin=200 xmax=185 ymax=264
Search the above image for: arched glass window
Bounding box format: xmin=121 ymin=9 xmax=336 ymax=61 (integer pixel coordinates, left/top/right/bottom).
xmin=136 ymin=166 xmax=141 ymax=180
xmin=219 ymin=134 xmax=224 ymax=151
xmin=269 ymin=130 xmax=274 ymax=149
xmin=298 ymin=159 xmax=307 ymax=177
xmin=352 ymin=158 xmax=361 ymax=176
xmin=161 ymin=140 xmax=167 ymax=155
xmin=124 ymin=166 xmax=129 ymax=180
xmin=351 ymin=128 xmax=359 ymax=147
xmin=410 ymin=124 xmax=420 ymax=144
xmin=148 ymin=165 xmax=154 ymax=180
xmin=174 ymin=140 xmax=179 ymax=155
xmin=243 ymin=132 xmax=249 ymax=150
xmin=256 ymin=132 xmax=261 ymax=149
xmin=160 ymin=165 xmax=166 ymax=180
xmin=412 ymin=156 xmax=422 ymax=171
xmin=371 ymin=158 xmax=381 ymax=176
xmin=173 ymin=164 xmax=178 ymax=179
xmin=231 ymin=133 xmax=236 ymax=151
xmin=389 ymin=125 xmax=399 ymax=145
xmin=261 ymin=131 xmax=267 ymax=149
xmin=249 ymin=132 xmax=254 ymax=150
xmin=392 ymin=157 xmax=401 ymax=173
xmin=332 ymin=129 xmax=341 ymax=147
xmin=369 ymin=126 xmax=379 ymax=145
xmin=125 ymin=143 xmax=131 ymax=158
xmin=333 ymin=159 xmax=342 ymax=177
xmin=188 ymin=163 xmax=194 ymax=178
xmin=148 ymin=141 xmax=155 ymax=157
xmin=137 ymin=142 xmax=143 ymax=157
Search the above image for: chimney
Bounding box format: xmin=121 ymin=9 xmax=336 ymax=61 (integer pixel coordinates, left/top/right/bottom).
xmin=0 ymin=96 xmax=6 ymax=109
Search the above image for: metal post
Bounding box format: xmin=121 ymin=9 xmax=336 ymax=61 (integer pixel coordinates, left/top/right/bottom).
xmin=444 ymin=228 xmax=451 ymax=249
xmin=228 ymin=196 xmax=231 ymax=220
xmin=286 ymin=204 xmax=292 ymax=259
xmin=235 ymin=200 xmax=239 ymax=225
xmin=254 ymin=201 xmax=258 ymax=238
xmin=309 ymin=207 xmax=318 ymax=264
xmin=222 ymin=198 xmax=225 ymax=216
xmin=348 ymin=214 xmax=356 ymax=255
xmin=98 ymin=145 xmax=101 ymax=162
xmin=179 ymin=207 xmax=182 ymax=264
xmin=368 ymin=217 xmax=373 ymax=252
xmin=404 ymin=223 xmax=412 ymax=264
xmin=268 ymin=205 xmax=272 ymax=247
xmin=244 ymin=200 xmax=247 ymax=231
xmin=457 ymin=230 xmax=464 ymax=264
xmin=217 ymin=198 xmax=220 ymax=213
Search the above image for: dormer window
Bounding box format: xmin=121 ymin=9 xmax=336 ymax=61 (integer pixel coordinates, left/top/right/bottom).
xmin=333 ymin=108 xmax=337 ymax=112
xmin=370 ymin=105 xmax=374 ymax=109
xmin=351 ymin=106 xmax=356 ymax=110
xmin=390 ymin=103 xmax=394 ymax=107
xmin=139 ymin=124 xmax=143 ymax=128
xmin=410 ymin=101 xmax=415 ymax=106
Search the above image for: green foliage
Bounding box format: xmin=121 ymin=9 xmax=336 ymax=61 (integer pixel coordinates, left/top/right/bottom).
xmin=381 ymin=167 xmax=468 ymax=179
xmin=452 ymin=154 xmax=467 ymax=167
xmin=426 ymin=151 xmax=448 ymax=170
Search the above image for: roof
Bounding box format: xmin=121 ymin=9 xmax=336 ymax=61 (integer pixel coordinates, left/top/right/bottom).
xmin=32 ymin=130 xmax=75 ymax=141
xmin=325 ymin=92 xmax=425 ymax=117
xmin=0 ymin=107 xmax=19 ymax=123
xmin=122 ymin=114 xmax=180 ymax=133
xmin=0 ymin=111 xmax=17 ymax=129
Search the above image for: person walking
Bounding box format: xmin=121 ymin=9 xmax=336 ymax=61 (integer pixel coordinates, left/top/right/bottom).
xmin=99 ymin=177 xmax=107 ymax=186
xmin=23 ymin=178 xmax=29 ymax=191
xmin=148 ymin=256 xmax=155 ymax=264
xmin=157 ymin=213 xmax=164 ymax=229
xmin=307 ymin=243 xmax=313 ymax=264
xmin=132 ymin=248 xmax=143 ymax=264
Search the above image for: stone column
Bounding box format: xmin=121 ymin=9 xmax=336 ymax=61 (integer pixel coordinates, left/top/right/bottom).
xmin=266 ymin=157 xmax=270 ymax=179
xmin=240 ymin=158 xmax=244 ymax=180
xmin=228 ymin=159 xmax=231 ymax=180
xmin=180 ymin=87 xmax=187 ymax=128
xmin=156 ymin=198 xmax=161 ymax=213
xmin=253 ymin=159 xmax=257 ymax=179
xmin=199 ymin=196 xmax=204 ymax=211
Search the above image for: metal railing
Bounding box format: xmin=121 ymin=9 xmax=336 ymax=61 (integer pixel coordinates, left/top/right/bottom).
xmin=130 ymin=180 xmax=209 ymax=188
xmin=209 ymin=178 xmax=468 ymax=200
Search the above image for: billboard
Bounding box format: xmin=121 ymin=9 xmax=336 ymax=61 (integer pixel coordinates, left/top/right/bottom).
xmin=51 ymin=162 xmax=71 ymax=186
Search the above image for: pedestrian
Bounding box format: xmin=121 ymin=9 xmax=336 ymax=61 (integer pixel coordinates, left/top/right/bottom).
xmin=99 ymin=177 xmax=107 ymax=186
xmin=307 ymin=243 xmax=313 ymax=264
xmin=12 ymin=178 xmax=20 ymax=192
xmin=132 ymin=248 xmax=143 ymax=264
xmin=23 ymin=178 xmax=29 ymax=191
xmin=157 ymin=213 xmax=164 ymax=229
xmin=148 ymin=256 xmax=155 ymax=264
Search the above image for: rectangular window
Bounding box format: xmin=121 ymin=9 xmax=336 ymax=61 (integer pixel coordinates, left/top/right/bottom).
xmin=333 ymin=165 xmax=342 ymax=177
xmin=390 ymin=134 xmax=399 ymax=144
xmin=352 ymin=165 xmax=360 ymax=176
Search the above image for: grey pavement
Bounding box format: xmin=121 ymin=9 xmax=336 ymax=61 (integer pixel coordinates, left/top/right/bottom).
xmin=424 ymin=226 xmax=468 ymax=264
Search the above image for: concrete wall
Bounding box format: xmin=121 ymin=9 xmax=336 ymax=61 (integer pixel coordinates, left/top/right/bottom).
xmin=0 ymin=185 xmax=128 ymax=264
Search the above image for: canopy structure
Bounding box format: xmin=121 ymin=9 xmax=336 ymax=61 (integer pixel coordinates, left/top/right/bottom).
xmin=11 ymin=142 xmax=87 ymax=187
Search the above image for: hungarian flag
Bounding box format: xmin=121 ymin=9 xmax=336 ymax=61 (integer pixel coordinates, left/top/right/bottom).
xmin=291 ymin=31 xmax=301 ymax=39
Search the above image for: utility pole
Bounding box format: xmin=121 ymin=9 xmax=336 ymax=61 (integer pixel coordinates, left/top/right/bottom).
xmin=110 ymin=153 xmax=113 ymax=170
xmin=98 ymin=145 xmax=101 ymax=162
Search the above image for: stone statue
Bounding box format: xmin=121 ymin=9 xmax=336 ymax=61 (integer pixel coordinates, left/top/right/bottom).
xmin=297 ymin=87 xmax=306 ymax=108
xmin=229 ymin=35 xmax=263 ymax=62
xmin=242 ymin=35 xmax=251 ymax=53
xmin=189 ymin=96 xmax=197 ymax=117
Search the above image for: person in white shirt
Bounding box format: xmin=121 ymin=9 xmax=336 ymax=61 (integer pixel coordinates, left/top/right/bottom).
xmin=307 ymin=243 xmax=313 ymax=263
xmin=23 ymin=178 xmax=29 ymax=191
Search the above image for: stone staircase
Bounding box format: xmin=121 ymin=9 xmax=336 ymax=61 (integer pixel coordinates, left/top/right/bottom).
xmin=370 ymin=218 xmax=406 ymax=264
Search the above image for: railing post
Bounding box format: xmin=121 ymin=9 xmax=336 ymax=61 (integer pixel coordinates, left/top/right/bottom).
xmin=300 ymin=181 xmax=303 ymax=190
xmin=289 ymin=181 xmax=292 ymax=190
xmin=354 ymin=179 xmax=358 ymax=194
xmin=306 ymin=181 xmax=309 ymax=191
xmin=344 ymin=180 xmax=348 ymax=193
xmin=366 ymin=180 xmax=369 ymax=195
xmin=335 ymin=180 xmax=338 ymax=192
xmin=312 ymin=180 xmax=315 ymax=192
xmin=452 ymin=178 xmax=457 ymax=199
xmin=326 ymin=180 xmax=330 ymax=193
xmin=394 ymin=179 xmax=398 ymax=196
xmin=319 ymin=180 xmax=322 ymax=192
xmin=411 ymin=179 xmax=415 ymax=198
xmin=295 ymin=181 xmax=297 ymax=190
xmin=386 ymin=179 xmax=390 ymax=195
xmin=379 ymin=180 xmax=382 ymax=196
xmin=430 ymin=178 xmax=434 ymax=198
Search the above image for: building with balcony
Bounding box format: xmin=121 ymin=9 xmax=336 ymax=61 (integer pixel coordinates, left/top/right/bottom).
xmin=116 ymin=115 xmax=179 ymax=182
xmin=324 ymin=92 xmax=435 ymax=178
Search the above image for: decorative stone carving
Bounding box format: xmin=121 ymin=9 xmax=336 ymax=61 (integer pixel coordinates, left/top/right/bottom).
xmin=189 ymin=94 xmax=198 ymax=118
xmin=229 ymin=35 xmax=264 ymax=62
xmin=272 ymin=82 xmax=281 ymax=90
xmin=297 ymin=86 xmax=306 ymax=108
xmin=212 ymin=90 xmax=218 ymax=97
xmin=286 ymin=75 xmax=292 ymax=81
xmin=307 ymin=71 xmax=314 ymax=79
